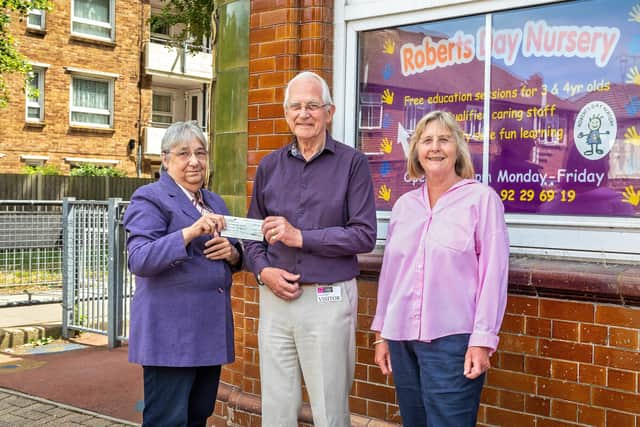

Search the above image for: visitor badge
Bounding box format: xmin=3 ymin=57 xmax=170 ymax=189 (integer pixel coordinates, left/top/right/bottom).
xmin=316 ymin=285 xmax=342 ymax=303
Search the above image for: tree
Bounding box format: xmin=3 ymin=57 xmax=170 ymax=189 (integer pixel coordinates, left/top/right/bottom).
xmin=0 ymin=0 xmax=52 ymax=107
xmin=149 ymin=0 xmax=215 ymax=52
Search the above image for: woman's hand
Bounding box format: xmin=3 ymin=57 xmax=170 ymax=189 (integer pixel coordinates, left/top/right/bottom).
xmin=464 ymin=346 xmax=491 ymax=379
xmin=204 ymin=236 xmax=240 ymax=265
xmin=182 ymin=213 xmax=226 ymax=245
xmin=374 ymin=338 xmax=392 ymax=376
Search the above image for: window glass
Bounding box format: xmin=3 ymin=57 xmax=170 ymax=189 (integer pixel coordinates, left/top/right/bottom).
xmin=71 ymin=77 xmax=111 ymax=126
xmin=26 ymin=69 xmax=44 ymax=121
xmin=152 ymin=93 xmax=173 ymax=124
xmin=27 ymin=9 xmax=44 ymax=29
xmin=356 ymin=0 xmax=640 ymax=217
xmin=72 ymin=0 xmax=111 ymax=39
xmin=357 ymin=16 xmax=486 ymax=211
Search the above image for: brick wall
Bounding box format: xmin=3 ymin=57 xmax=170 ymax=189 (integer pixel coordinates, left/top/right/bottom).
xmin=0 ymin=0 xmax=150 ymax=176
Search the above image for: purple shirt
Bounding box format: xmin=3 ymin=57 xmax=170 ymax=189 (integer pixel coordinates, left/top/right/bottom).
xmin=371 ymin=180 xmax=509 ymax=352
xmin=245 ymin=134 xmax=377 ymax=283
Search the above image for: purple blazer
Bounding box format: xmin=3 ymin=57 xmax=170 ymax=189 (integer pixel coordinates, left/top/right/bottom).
xmin=123 ymin=173 xmax=236 ymax=367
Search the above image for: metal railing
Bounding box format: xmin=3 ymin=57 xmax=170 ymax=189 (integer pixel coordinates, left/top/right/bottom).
xmin=0 ymin=201 xmax=63 ymax=297
xmin=61 ymin=198 xmax=133 ymax=347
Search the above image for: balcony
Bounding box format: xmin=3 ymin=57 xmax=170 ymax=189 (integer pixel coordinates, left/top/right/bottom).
xmin=145 ymin=37 xmax=213 ymax=82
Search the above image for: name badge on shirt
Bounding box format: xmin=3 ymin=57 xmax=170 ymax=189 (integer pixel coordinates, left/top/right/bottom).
xmin=316 ymin=285 xmax=342 ymax=303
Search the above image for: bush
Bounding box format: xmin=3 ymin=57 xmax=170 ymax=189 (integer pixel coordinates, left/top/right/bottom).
xmin=70 ymin=164 xmax=126 ymax=177
xmin=22 ymin=164 xmax=61 ymax=175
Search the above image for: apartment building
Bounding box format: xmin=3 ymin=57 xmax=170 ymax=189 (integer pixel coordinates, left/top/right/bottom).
xmin=0 ymin=0 xmax=212 ymax=178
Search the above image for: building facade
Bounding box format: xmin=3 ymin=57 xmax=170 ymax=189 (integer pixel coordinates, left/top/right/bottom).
xmin=0 ymin=0 xmax=212 ymax=178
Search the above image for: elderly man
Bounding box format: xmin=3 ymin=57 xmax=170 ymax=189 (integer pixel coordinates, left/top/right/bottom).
xmin=244 ymin=71 xmax=377 ymax=427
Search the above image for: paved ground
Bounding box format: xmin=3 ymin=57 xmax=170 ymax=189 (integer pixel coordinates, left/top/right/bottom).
xmin=0 ymin=387 xmax=135 ymax=426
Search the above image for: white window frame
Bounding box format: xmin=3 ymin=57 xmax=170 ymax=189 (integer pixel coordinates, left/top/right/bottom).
xmin=152 ymin=90 xmax=175 ymax=126
xmin=66 ymin=67 xmax=118 ymax=128
xmin=71 ymin=0 xmax=115 ymax=41
xmin=26 ymin=67 xmax=45 ymax=122
xmin=333 ymin=0 xmax=640 ymax=263
xmin=27 ymin=8 xmax=45 ymax=31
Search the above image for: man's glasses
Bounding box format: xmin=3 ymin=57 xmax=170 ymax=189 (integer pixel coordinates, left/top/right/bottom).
xmin=164 ymin=149 xmax=208 ymax=161
xmin=286 ymin=102 xmax=330 ymax=113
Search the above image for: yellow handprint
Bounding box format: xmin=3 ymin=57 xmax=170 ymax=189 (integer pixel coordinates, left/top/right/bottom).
xmin=378 ymin=184 xmax=391 ymax=202
xmin=624 ymin=126 xmax=640 ymax=146
xmin=626 ymin=66 xmax=640 ymax=85
xmin=380 ymin=138 xmax=393 ymax=154
xmin=381 ymin=89 xmax=394 ymax=105
xmin=629 ymin=4 xmax=640 ymax=23
xmin=383 ymin=39 xmax=396 ymax=55
xmin=622 ymin=185 xmax=640 ymax=206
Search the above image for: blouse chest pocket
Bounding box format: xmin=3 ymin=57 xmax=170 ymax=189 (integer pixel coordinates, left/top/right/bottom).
xmin=428 ymin=216 xmax=474 ymax=253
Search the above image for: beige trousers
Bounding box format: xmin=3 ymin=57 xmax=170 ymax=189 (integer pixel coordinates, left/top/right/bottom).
xmin=258 ymin=279 xmax=358 ymax=427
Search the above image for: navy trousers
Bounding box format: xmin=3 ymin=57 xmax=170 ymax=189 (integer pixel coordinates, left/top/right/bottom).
xmin=142 ymin=365 xmax=221 ymax=427
xmin=388 ymin=334 xmax=485 ymax=427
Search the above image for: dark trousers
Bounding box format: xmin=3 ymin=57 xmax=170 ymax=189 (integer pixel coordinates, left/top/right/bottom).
xmin=142 ymin=365 xmax=221 ymax=427
xmin=388 ymin=334 xmax=485 ymax=427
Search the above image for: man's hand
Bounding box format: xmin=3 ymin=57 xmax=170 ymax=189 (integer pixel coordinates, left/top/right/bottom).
xmin=262 ymin=216 xmax=303 ymax=248
xmin=374 ymin=340 xmax=392 ymax=376
xmin=260 ymin=267 xmax=303 ymax=301
xmin=464 ymin=346 xmax=491 ymax=379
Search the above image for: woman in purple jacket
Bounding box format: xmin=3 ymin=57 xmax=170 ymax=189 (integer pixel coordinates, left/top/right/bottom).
xmin=123 ymin=121 xmax=242 ymax=427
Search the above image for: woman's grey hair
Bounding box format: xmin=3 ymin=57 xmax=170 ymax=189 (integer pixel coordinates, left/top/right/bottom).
xmin=159 ymin=121 xmax=208 ymax=174
xmin=406 ymin=110 xmax=475 ymax=180
xmin=283 ymin=71 xmax=333 ymax=108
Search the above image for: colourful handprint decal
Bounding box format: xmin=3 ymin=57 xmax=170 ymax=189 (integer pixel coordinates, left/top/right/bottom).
xmin=622 ymin=185 xmax=640 ymax=206
xmin=383 ymin=39 xmax=395 ymax=54
xmin=624 ymin=126 xmax=640 ymax=145
xmin=381 ymin=89 xmax=394 ymax=105
xmin=380 ymin=138 xmax=393 ymax=154
xmin=378 ymin=184 xmax=391 ymax=202
xmin=626 ymin=66 xmax=640 ymax=85
xmin=629 ymin=3 xmax=640 ymax=23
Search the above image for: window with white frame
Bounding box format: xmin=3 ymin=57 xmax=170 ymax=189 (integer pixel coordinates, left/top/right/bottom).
xmin=337 ymin=0 xmax=640 ymax=262
xmin=70 ymin=76 xmax=113 ymax=127
xmin=152 ymin=93 xmax=174 ymax=125
xmin=71 ymin=0 xmax=113 ymax=40
xmin=359 ymin=92 xmax=383 ymax=129
xmin=26 ymin=68 xmax=44 ymax=122
xmin=27 ymin=9 xmax=45 ymax=30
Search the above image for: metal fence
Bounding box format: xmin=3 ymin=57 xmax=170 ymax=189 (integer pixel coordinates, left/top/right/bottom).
xmin=61 ymin=199 xmax=133 ymax=347
xmin=0 ymin=201 xmax=63 ymax=295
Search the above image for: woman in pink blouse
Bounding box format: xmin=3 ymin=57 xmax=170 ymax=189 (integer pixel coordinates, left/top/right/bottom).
xmin=371 ymin=110 xmax=509 ymax=426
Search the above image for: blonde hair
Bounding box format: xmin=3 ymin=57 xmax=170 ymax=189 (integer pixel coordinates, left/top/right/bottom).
xmin=406 ymin=110 xmax=475 ymax=180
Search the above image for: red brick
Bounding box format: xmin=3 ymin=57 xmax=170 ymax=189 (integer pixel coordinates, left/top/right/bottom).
xmin=552 ymin=320 xmax=579 ymax=341
xmin=551 ymin=360 xmax=578 ymax=381
xmin=578 ymin=363 xmax=606 ymax=386
xmin=592 ymin=387 xmax=640 ymax=413
xmin=366 ymin=400 xmax=387 ymax=419
xmin=258 ymin=134 xmax=290 ymax=150
xmin=595 ymin=305 xmax=640 ymax=329
xmin=609 ymin=327 xmax=638 ymax=350
xmin=257 ymin=103 xmax=284 ymax=119
xmin=249 ymin=88 xmax=276 ymax=104
xmin=499 ymin=333 xmax=538 ymax=354
xmin=486 ymin=369 xmax=537 ymax=393
xmin=354 ymin=380 xmax=395 ymax=402
xmin=536 ymin=419 xmax=581 ymax=427
xmin=250 ymin=57 xmax=276 ymax=73
xmin=525 ymin=395 xmax=550 ymax=416
xmin=525 ymin=356 xmax=551 ymax=377
xmin=526 ymin=317 xmax=551 ymax=337
xmin=501 ymin=314 xmax=525 ymax=334
xmin=580 ymin=323 xmax=608 ymax=345
xmin=607 ymin=368 xmax=637 ymax=392
xmin=551 ymin=399 xmax=578 ymax=421
xmin=481 ymin=387 xmax=499 ymax=405
xmin=540 ymin=299 xmax=594 ymax=322
xmin=250 ymin=27 xmax=276 ymax=44
xmin=606 ymin=410 xmax=636 ymax=427
xmin=539 ymin=339 xmax=593 ymax=363
xmin=499 ymin=352 xmax=524 ymax=372
xmin=506 ymin=295 xmax=539 ymax=316
xmin=578 ymin=405 xmax=605 ymax=427
xmin=594 ymin=346 xmax=640 ymax=371
xmin=499 ymin=390 xmax=525 ymax=411
xmin=274 ymin=23 xmax=298 ymax=40
xmin=485 ymin=406 xmax=535 ymax=427
xmin=538 ymin=378 xmax=591 ymax=404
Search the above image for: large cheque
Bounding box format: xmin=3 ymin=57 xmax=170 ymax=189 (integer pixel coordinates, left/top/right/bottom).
xmin=220 ymin=216 xmax=264 ymax=241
